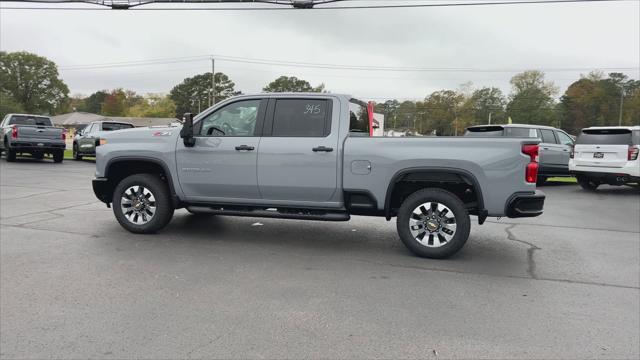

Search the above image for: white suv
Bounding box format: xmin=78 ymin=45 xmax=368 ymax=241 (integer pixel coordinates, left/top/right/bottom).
xmin=570 ymin=126 xmax=640 ymax=190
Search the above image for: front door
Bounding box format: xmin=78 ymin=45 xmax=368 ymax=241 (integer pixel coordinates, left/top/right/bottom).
xmin=257 ymin=98 xmax=339 ymax=204
xmin=175 ymin=98 xmax=266 ymax=202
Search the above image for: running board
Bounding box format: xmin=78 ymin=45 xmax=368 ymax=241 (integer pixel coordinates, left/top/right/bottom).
xmin=186 ymin=205 xmax=351 ymax=222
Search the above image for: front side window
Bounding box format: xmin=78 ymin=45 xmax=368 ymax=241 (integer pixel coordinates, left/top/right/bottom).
xmin=348 ymin=100 xmax=370 ymax=134
xmin=199 ymin=100 xmax=260 ymax=137
xmin=556 ymin=131 xmax=574 ymax=146
xmin=272 ymin=99 xmax=329 ymax=137
xmin=540 ymin=129 xmax=557 ymax=144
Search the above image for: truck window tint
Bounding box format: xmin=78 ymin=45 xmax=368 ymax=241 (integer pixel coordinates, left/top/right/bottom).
xmin=348 ymin=100 xmax=370 ymax=134
xmin=8 ymin=115 xmax=52 ymax=126
xmin=539 ymin=129 xmax=557 ymax=144
xmin=102 ymin=122 xmax=134 ymax=131
xmin=504 ymin=127 xmax=537 ymax=137
xmin=200 ymin=100 xmax=260 ymax=137
xmin=555 ymin=131 xmax=574 ymax=146
xmin=464 ymin=129 xmax=503 ymax=137
xmin=272 ymin=99 xmax=328 ymax=137
xmin=577 ymin=129 xmax=633 ymax=145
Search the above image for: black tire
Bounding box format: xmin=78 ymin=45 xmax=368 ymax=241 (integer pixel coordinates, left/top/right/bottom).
xmin=113 ymin=174 xmax=174 ymax=234
xmin=396 ymin=188 xmax=471 ymax=259
xmin=536 ymin=176 xmax=547 ymax=186
xmin=73 ymin=144 xmax=82 ymax=160
xmin=52 ymin=150 xmax=64 ymax=163
xmin=6 ymin=148 xmax=16 ymax=162
xmin=577 ymin=175 xmax=599 ymax=191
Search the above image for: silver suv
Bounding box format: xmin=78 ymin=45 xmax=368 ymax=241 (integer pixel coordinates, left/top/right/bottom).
xmin=465 ymin=124 xmax=575 ymax=185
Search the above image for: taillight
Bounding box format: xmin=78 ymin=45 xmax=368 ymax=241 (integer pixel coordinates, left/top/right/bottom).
xmin=569 ymin=146 xmax=574 ymax=159
xmin=11 ymin=126 xmax=17 ymax=139
xmin=629 ymin=145 xmax=639 ymax=161
xmin=61 ymin=130 xmax=66 ymax=141
xmin=522 ymin=144 xmax=539 ymax=184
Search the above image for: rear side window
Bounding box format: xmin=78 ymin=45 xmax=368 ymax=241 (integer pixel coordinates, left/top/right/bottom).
xmin=555 ymin=131 xmax=574 ymax=146
xmin=540 ymin=129 xmax=557 ymax=144
xmin=577 ymin=129 xmax=633 ymax=145
xmin=464 ymin=126 xmax=504 ymax=137
xmin=632 ymin=130 xmax=640 ymax=145
xmin=102 ymin=122 xmax=134 ymax=131
xmin=8 ymin=115 xmax=52 ymax=126
xmin=504 ymin=127 xmax=538 ymax=138
xmin=348 ymin=100 xmax=370 ymax=134
xmin=272 ymin=99 xmax=330 ymax=137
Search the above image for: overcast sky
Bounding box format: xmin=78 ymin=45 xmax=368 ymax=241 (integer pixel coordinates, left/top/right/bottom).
xmin=1 ymin=0 xmax=639 ymax=100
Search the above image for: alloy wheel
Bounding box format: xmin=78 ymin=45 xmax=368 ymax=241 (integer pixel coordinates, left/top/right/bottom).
xmin=120 ymin=185 xmax=157 ymax=225
xmin=408 ymin=202 xmax=457 ymax=248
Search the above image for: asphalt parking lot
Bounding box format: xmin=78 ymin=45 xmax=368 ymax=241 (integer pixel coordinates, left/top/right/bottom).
xmin=1 ymin=159 xmax=639 ymax=359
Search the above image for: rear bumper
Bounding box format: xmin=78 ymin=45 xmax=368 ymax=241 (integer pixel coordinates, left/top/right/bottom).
xmin=506 ymin=190 xmax=545 ymax=218
xmin=92 ymin=177 xmax=111 ymax=204
xmin=571 ymin=171 xmax=640 ymax=184
xmin=8 ymin=140 xmax=66 ymax=151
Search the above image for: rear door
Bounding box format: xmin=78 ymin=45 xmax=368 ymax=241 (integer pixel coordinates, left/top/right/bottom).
xmin=574 ymin=129 xmax=633 ymax=168
xmin=257 ymin=97 xmax=339 ymax=204
xmin=538 ymin=128 xmax=564 ymax=170
xmin=554 ymin=130 xmax=574 ymax=171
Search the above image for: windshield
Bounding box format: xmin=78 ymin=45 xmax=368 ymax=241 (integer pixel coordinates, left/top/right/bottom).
xmin=577 ymin=129 xmax=633 ymax=145
xmin=8 ymin=115 xmax=52 ymax=127
xmin=102 ymin=122 xmax=134 ymax=131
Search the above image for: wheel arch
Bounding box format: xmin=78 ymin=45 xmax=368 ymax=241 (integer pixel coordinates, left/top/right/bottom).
xmin=384 ymin=167 xmax=486 ymax=222
xmin=98 ymin=157 xmax=180 ymax=207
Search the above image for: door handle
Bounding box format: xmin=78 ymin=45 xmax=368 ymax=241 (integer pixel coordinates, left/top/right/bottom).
xmin=542 ymin=147 xmax=549 ymax=150
xmin=312 ymin=146 xmax=334 ymax=152
xmin=235 ymin=145 xmax=255 ymax=151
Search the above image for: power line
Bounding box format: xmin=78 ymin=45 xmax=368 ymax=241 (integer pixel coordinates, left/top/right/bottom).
xmin=57 ymin=53 xmax=637 ymax=73
xmin=1 ymin=0 xmax=635 ymax=10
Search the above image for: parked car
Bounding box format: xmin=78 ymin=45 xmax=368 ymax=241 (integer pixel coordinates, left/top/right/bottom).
xmin=92 ymin=94 xmax=545 ymax=259
xmin=569 ymin=126 xmax=640 ymax=190
xmin=0 ymin=114 xmax=66 ymax=163
xmin=73 ymin=121 xmax=134 ymax=160
xmin=465 ymin=124 xmax=575 ymax=185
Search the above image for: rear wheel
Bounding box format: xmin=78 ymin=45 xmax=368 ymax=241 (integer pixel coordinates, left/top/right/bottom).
xmin=577 ymin=175 xmax=600 ymax=191
xmin=396 ymin=188 xmax=471 ymax=259
xmin=113 ymin=174 xmax=174 ymax=234
xmin=53 ymin=150 xmax=64 ymax=163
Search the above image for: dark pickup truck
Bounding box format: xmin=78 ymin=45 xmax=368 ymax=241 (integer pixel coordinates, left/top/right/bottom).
xmin=0 ymin=114 xmax=66 ymax=162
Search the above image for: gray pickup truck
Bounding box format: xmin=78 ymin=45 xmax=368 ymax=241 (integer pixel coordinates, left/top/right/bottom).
xmin=93 ymin=94 xmax=545 ymax=258
xmin=1 ymin=114 xmax=66 ymax=162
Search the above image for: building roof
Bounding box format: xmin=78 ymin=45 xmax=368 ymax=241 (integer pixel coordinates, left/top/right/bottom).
xmin=51 ymin=112 xmax=177 ymax=127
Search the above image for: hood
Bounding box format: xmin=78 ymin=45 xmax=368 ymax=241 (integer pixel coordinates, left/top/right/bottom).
xmin=100 ymin=125 xmax=180 ymax=144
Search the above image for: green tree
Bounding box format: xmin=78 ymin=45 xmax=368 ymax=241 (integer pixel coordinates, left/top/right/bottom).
xmin=0 ymin=51 xmax=69 ymax=115
xmin=101 ymin=89 xmax=128 ymax=116
xmin=0 ymin=90 xmax=24 ymax=119
xmin=423 ymin=90 xmax=464 ymax=136
xmin=263 ymin=76 xmax=325 ymax=93
xmin=126 ymin=95 xmax=177 ymax=118
xmin=170 ymin=72 xmax=236 ymax=117
xmin=79 ymin=90 xmax=108 ymax=114
xmin=466 ymin=87 xmax=507 ymax=126
xmin=507 ymin=70 xmax=558 ymax=126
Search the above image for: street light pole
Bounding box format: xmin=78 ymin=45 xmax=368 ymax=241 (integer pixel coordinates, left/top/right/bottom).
xmin=618 ymin=85 xmax=624 ymax=126
xmin=211 ymin=58 xmax=216 ymax=106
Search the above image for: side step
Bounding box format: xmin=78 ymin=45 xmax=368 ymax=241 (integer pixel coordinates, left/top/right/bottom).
xmin=186 ymin=205 xmax=351 ymax=222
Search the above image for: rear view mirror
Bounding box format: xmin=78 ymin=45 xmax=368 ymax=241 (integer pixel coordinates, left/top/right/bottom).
xmin=180 ymin=113 xmax=196 ymax=147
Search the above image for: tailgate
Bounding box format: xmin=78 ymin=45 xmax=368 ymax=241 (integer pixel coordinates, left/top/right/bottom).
xmin=573 ymin=144 xmax=628 ymax=168
xmin=17 ymin=126 xmax=64 ymax=141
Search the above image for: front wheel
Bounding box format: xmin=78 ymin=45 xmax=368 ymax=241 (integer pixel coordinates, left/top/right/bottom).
xmin=577 ymin=176 xmax=599 ymax=191
xmin=73 ymin=144 xmax=82 ymax=160
xmin=113 ymin=174 xmax=174 ymax=234
xmin=6 ymin=148 xmax=16 ymax=162
xmin=396 ymin=188 xmax=471 ymax=259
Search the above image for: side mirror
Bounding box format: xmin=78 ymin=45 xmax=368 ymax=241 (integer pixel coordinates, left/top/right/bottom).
xmin=180 ymin=113 xmax=196 ymax=147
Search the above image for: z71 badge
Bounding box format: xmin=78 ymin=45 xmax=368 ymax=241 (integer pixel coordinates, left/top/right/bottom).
xmin=153 ymin=131 xmax=172 ymax=137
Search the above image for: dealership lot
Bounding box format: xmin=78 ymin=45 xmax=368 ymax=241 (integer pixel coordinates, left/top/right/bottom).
xmin=1 ymin=160 xmax=638 ymax=359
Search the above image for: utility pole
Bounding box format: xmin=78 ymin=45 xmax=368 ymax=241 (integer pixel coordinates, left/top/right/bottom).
xmin=211 ymin=57 xmax=216 ymax=106
xmin=618 ymin=84 xmax=624 ymax=126
xmin=488 ymin=112 xmax=492 ymax=125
